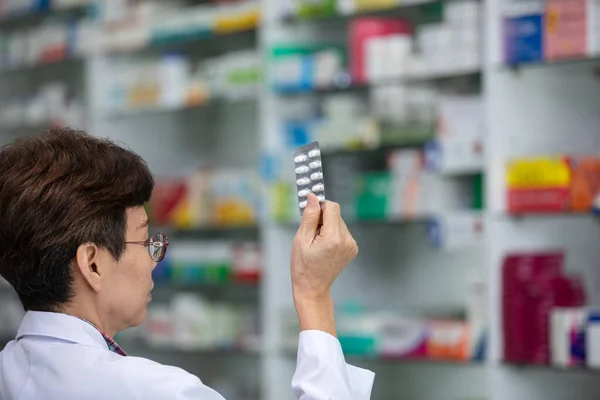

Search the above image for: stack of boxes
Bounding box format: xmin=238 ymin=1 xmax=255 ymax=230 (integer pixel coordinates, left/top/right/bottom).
xmin=502 ymin=251 xmax=586 ymax=365
xmin=416 ymin=0 xmax=481 ymax=75
xmin=503 ymin=0 xmax=600 ymax=64
xmin=354 ymin=149 xmax=477 ymax=221
xmin=91 ymin=1 xmax=260 ymax=52
xmin=270 ymin=44 xmax=347 ymax=92
xmin=350 ymin=0 xmax=481 ymax=84
xmin=153 ymin=241 xmax=262 ymax=285
xmin=0 ymin=0 xmax=92 ymax=16
xmin=106 ymin=50 xmax=261 ymax=114
xmin=142 ymin=293 xmax=260 ymax=352
xmin=349 ymin=17 xmax=413 ymax=84
xmin=506 ymin=155 xmax=600 ymax=214
xmin=281 ymin=272 xmax=488 ymax=362
xmin=501 ymin=250 xmax=600 ymax=370
xmin=149 ymin=170 xmax=261 ymax=229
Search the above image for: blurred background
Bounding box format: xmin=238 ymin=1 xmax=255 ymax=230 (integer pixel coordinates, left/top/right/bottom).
xmin=2 ymin=0 xmax=600 ymax=399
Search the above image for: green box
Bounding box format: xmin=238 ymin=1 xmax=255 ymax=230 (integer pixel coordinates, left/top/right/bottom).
xmin=355 ymin=172 xmax=392 ymax=221
xmin=296 ymin=0 xmax=337 ymax=19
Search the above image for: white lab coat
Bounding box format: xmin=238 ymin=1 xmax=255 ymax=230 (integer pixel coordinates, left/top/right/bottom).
xmin=0 ymin=312 xmax=374 ymax=400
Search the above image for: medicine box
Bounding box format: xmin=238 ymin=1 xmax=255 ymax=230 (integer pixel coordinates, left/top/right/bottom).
xmin=570 ymin=156 xmax=600 ymax=213
xmin=588 ymin=0 xmax=600 ymax=56
xmin=586 ymin=311 xmax=600 ymax=368
xmin=354 ymin=171 xmax=393 ymax=221
xmin=425 ymin=95 xmax=485 ymax=174
xmin=544 ymin=0 xmax=587 ymax=61
xmin=506 ymin=156 xmax=572 ymax=214
xmin=427 ymin=320 xmax=470 ymax=361
xmin=378 ymin=317 xmax=429 ymax=359
xmin=551 ymin=308 xmax=587 ymax=367
xmin=349 ymin=18 xmax=412 ymax=84
xmin=502 ymin=252 xmax=564 ymax=363
xmin=504 ymin=12 xmax=545 ymax=64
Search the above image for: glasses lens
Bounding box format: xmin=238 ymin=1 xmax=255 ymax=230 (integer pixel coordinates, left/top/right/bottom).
xmin=149 ymin=232 xmax=168 ymax=262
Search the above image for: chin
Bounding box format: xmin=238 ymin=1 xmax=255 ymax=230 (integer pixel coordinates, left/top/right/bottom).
xmin=127 ymin=307 xmax=148 ymax=329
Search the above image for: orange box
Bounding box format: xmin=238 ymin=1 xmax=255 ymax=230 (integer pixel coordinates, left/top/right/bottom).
xmin=427 ymin=321 xmax=470 ymax=361
xmin=570 ymin=157 xmax=600 ymax=212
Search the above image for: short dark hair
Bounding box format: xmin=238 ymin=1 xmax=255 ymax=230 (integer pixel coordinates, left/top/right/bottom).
xmin=0 ymin=128 xmax=154 ymax=312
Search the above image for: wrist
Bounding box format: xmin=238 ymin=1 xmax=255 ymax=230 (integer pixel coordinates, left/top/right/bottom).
xmin=294 ymin=291 xmax=336 ymax=337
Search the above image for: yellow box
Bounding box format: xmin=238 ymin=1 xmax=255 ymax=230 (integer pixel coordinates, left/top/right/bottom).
xmin=353 ymin=0 xmax=400 ymax=11
xmin=215 ymin=9 xmax=261 ymax=34
xmin=506 ymin=157 xmax=571 ymax=189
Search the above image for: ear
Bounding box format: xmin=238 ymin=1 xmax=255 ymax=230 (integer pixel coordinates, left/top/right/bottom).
xmin=75 ymin=243 xmax=103 ymax=293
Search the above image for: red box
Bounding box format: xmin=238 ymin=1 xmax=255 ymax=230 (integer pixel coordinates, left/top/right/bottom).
xmin=507 ymin=187 xmax=571 ymax=213
xmin=502 ymin=252 xmax=564 ymax=363
xmin=149 ymin=179 xmax=188 ymax=226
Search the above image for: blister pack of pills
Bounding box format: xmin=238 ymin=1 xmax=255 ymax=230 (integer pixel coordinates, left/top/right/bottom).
xmin=293 ymin=141 xmax=326 ymax=215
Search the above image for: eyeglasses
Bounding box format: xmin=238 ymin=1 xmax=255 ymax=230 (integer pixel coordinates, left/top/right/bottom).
xmin=125 ymin=232 xmax=169 ymax=262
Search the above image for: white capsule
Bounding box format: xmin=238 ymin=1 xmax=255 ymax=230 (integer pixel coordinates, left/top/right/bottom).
xmin=294 ymin=154 xmax=308 ymax=163
xmin=308 ymin=149 xmax=321 ymax=158
xmin=299 ymin=200 xmax=308 ymax=209
xmin=312 ymin=183 xmax=324 ymax=192
xmin=317 ymin=195 xmax=325 ymax=202
xmin=295 ymin=165 xmax=309 ymax=174
xmin=298 ymin=189 xmax=311 ymax=197
xmin=310 ymin=172 xmax=323 ymax=181
xmin=309 ymin=161 xmax=322 ymax=169
xmin=296 ymin=177 xmax=310 ymax=186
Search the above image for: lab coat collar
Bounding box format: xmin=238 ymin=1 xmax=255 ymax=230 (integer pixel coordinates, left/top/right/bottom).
xmin=17 ymin=311 xmax=108 ymax=350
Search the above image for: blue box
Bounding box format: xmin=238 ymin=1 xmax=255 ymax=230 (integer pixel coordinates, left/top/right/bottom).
xmin=504 ymin=13 xmax=544 ymax=65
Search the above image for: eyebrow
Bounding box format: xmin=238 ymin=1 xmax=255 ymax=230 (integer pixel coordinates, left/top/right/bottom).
xmin=138 ymin=220 xmax=149 ymax=230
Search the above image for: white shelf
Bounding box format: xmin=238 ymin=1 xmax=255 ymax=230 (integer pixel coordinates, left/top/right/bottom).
xmin=275 ymin=68 xmax=481 ymax=96
xmin=280 ymin=0 xmax=444 ymax=23
xmin=106 ymin=97 xmax=258 ymax=119
xmin=0 ymin=57 xmax=83 ymax=76
xmin=126 ymin=342 xmax=263 ymax=358
xmin=0 ymin=4 xmax=89 ymax=28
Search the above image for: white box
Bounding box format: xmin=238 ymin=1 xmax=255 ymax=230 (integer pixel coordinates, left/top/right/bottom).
xmin=551 ymin=308 xmax=587 ymax=368
xmin=586 ymin=311 xmax=600 ymax=368
xmin=387 ymin=34 xmax=412 ymax=80
xmin=426 ymin=95 xmax=484 ymax=174
xmin=587 ymin=0 xmax=600 ymax=56
xmin=365 ymin=37 xmax=387 ymax=84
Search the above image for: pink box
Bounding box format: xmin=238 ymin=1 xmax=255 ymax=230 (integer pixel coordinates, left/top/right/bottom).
xmin=544 ymin=0 xmax=588 ymax=60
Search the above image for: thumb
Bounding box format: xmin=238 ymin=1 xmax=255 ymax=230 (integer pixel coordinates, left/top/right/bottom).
xmin=299 ymin=193 xmax=321 ymax=239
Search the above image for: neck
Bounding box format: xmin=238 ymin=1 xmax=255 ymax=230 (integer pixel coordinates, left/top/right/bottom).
xmin=61 ymin=302 xmax=117 ymax=337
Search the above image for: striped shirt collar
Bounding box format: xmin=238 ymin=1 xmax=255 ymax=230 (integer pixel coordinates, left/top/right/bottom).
xmin=78 ymin=318 xmax=127 ymax=357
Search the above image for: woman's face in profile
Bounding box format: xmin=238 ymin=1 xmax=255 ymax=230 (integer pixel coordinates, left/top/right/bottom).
xmin=99 ymin=206 xmax=157 ymax=330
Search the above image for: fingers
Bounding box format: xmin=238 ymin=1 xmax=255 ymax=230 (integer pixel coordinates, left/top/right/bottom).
xmin=298 ymin=193 xmax=322 ymax=239
xmin=322 ymin=200 xmax=342 ymax=234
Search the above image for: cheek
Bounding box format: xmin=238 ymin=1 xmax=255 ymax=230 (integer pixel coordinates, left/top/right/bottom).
xmin=129 ymin=252 xmax=153 ymax=291
xmin=113 ymin=250 xmax=152 ymax=298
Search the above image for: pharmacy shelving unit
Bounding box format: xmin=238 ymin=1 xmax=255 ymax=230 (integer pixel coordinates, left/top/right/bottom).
xmin=259 ymin=1 xmax=487 ymax=400
xmin=483 ymin=0 xmax=600 ymax=399
xmin=0 ymin=6 xmax=90 ymax=146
